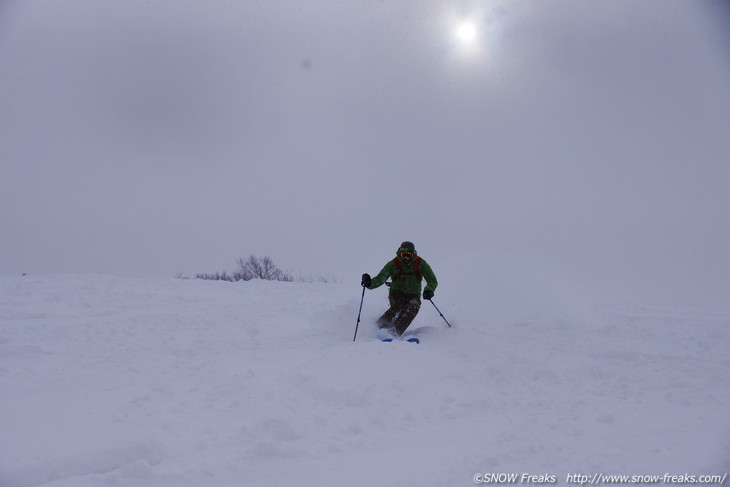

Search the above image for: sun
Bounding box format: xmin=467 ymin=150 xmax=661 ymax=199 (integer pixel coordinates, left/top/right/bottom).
xmin=445 ymin=8 xmax=502 ymax=65
xmin=455 ymin=22 xmax=478 ymax=46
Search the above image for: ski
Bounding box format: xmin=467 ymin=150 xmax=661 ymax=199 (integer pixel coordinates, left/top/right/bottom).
xmin=381 ymin=337 xmax=420 ymax=344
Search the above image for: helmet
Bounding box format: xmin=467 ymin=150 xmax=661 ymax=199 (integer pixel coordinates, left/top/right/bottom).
xmin=397 ymin=241 xmax=416 ymax=261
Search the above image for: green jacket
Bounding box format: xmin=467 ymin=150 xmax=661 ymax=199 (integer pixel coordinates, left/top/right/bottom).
xmin=368 ymin=250 xmax=438 ymax=297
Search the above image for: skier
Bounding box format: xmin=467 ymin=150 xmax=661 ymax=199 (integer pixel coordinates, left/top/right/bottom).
xmin=361 ymin=241 xmax=438 ymax=336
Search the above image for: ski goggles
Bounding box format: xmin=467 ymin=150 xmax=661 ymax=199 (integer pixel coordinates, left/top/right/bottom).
xmin=399 ymin=250 xmax=414 ymax=260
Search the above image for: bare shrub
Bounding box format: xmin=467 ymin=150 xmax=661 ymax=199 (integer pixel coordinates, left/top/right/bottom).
xmin=195 ymin=271 xmax=233 ymax=282
xmin=233 ymin=255 xmax=293 ymax=282
xmin=193 ymin=255 xmax=333 ymax=284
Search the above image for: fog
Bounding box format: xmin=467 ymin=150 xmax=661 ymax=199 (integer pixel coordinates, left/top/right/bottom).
xmin=2 ymin=0 xmax=729 ymax=306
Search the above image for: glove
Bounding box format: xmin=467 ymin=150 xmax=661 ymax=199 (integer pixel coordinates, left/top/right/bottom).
xmin=361 ymin=273 xmax=372 ymax=288
xmin=423 ymin=289 xmax=434 ymax=300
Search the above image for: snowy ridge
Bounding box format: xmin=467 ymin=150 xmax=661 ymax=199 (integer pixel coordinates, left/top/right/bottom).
xmin=1 ymin=275 xmax=728 ymax=487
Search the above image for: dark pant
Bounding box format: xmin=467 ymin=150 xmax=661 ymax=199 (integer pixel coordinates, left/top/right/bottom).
xmin=377 ymin=289 xmax=421 ymax=336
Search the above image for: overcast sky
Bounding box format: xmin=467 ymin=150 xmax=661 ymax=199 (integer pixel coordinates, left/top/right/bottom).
xmin=1 ymin=0 xmax=729 ymax=306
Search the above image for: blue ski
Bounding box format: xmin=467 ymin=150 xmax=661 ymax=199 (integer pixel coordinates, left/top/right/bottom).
xmin=381 ymin=337 xmax=420 ymax=344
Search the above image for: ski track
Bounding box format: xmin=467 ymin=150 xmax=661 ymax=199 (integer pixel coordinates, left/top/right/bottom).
xmin=1 ymin=275 xmax=729 ymax=487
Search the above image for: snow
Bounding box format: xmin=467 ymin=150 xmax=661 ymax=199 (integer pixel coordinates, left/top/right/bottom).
xmin=1 ymin=274 xmax=728 ymax=487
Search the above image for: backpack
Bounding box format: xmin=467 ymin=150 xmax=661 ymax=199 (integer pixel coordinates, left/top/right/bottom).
xmin=393 ymin=256 xmax=422 ymax=281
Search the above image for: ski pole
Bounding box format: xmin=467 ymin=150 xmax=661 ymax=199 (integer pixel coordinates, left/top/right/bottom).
xmin=428 ymin=299 xmax=452 ymax=328
xmin=353 ymin=284 xmax=366 ymax=341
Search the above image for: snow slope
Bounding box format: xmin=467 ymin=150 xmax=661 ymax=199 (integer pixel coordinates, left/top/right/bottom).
xmin=1 ymin=274 xmax=728 ymax=487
